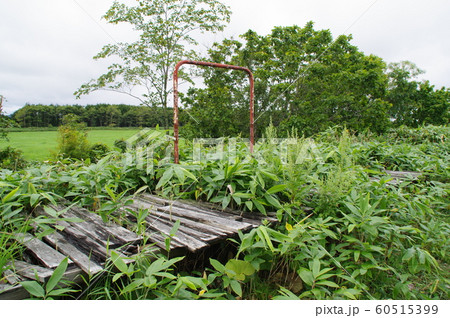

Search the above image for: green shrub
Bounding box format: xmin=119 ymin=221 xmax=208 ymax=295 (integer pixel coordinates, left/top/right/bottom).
xmin=89 ymin=143 xmax=110 ymax=161
xmin=56 ymin=114 xmax=91 ymax=160
xmin=114 ymin=138 xmax=127 ymax=152
xmin=0 ymin=146 xmax=27 ymax=170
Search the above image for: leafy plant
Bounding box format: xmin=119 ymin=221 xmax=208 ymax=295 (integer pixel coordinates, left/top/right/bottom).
xmin=19 ymin=258 xmax=78 ymax=299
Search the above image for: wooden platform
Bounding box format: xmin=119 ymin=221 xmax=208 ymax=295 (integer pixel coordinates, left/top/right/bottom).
xmin=0 ymin=194 xmax=275 ymax=299
xmin=370 ymin=170 xmax=422 ymax=185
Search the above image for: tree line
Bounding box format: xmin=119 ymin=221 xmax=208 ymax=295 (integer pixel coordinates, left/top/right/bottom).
xmin=11 ymin=104 xmax=173 ymax=128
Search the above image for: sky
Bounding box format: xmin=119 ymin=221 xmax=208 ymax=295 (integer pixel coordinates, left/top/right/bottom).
xmin=1 ymin=0 xmax=449 ymax=115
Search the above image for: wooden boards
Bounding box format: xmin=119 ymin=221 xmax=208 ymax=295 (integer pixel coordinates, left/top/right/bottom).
xmin=1 ymin=193 xmax=276 ymax=299
xmin=126 ymin=193 xmax=277 ymax=253
xmin=0 ymin=203 xmax=143 ymax=299
xmin=370 ymin=169 xmax=422 ymax=185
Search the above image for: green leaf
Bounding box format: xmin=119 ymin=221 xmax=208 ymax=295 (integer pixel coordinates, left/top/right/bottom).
xmin=120 ymin=278 xmax=144 ymax=295
xmin=298 ymin=268 xmax=314 ymax=286
xmin=2 ymin=186 xmax=20 ymax=203
xmin=264 ymin=194 xmax=282 ymax=209
xmin=311 ymin=258 xmax=321 ymax=278
xmin=402 ymin=247 xmax=416 ymax=262
xmin=225 ymin=259 xmax=255 ymax=281
xmin=0 ymin=181 xmax=14 ymax=188
xmin=221 ymin=195 xmax=231 ymax=209
xmin=316 ymin=280 xmax=339 ymax=288
xmin=258 ymin=226 xmax=274 ymax=252
xmin=266 ymin=184 xmax=287 ymax=195
xmin=113 ymin=272 xmax=123 ymax=282
xmin=170 ymin=219 xmax=181 ymax=237
xmin=155 ymin=272 xmax=176 ymax=279
xmin=180 ymin=277 xmax=197 ymax=290
xmin=252 ymin=199 xmax=266 ymax=215
xmin=354 ymin=250 xmax=361 ymax=262
xmin=229 ymin=279 xmax=242 ymax=297
xmin=105 ymin=185 xmax=116 ymax=201
xmin=165 ymin=237 xmax=171 ymax=252
xmin=29 ymin=194 xmax=40 ymax=207
xmin=46 ymin=258 xmax=68 ymax=294
xmin=20 ymin=281 xmax=45 ymax=298
xmin=40 ymin=192 xmax=58 ymax=205
xmin=259 ymin=169 xmax=278 ymax=181
xmin=178 ymin=167 xmax=197 ymax=181
xmin=156 ymin=168 xmax=174 ymax=189
xmin=43 ymin=206 xmax=58 ymax=218
xmin=111 ymin=250 xmax=128 ymax=274
xmin=210 ymin=259 xmax=226 ymax=273
xmin=47 ymin=288 xmax=78 ymax=297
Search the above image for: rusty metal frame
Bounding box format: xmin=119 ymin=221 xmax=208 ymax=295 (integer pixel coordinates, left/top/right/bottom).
xmin=173 ymin=60 xmax=254 ymax=164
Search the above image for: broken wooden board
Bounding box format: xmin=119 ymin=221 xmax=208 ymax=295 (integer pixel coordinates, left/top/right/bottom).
xmin=370 ymin=169 xmax=423 ymax=185
xmin=43 ymin=230 xmax=104 ymax=275
xmin=7 ymin=260 xmax=54 ymax=283
xmin=15 ymin=233 xmax=72 ymax=268
xmin=124 ymin=193 xmax=277 ymax=253
xmin=1 ymin=193 xmax=276 ymax=299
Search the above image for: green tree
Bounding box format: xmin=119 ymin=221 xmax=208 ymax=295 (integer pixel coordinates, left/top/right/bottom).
xmin=182 ymin=23 xmax=391 ymax=137
xmin=105 ymin=105 xmax=121 ymax=126
xmin=56 ymin=114 xmax=90 ymax=160
xmin=74 ymin=0 xmax=231 ymax=127
xmin=0 ymin=94 xmax=7 ymax=139
xmin=415 ymin=81 xmax=449 ymax=126
xmin=386 ymin=61 xmax=424 ymax=126
xmin=1 ymin=95 xmax=16 ymax=139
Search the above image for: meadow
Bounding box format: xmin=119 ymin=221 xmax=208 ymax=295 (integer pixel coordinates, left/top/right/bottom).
xmin=0 ymin=128 xmax=142 ymax=161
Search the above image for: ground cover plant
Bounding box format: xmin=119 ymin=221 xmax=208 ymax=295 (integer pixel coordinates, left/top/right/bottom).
xmin=0 ymin=125 xmax=448 ymax=300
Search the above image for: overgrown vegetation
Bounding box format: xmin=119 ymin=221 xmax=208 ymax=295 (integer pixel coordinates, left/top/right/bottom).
xmin=0 ymin=125 xmax=448 ymax=300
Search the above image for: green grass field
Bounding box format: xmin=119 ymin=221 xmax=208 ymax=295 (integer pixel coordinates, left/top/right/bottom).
xmin=0 ymin=128 xmax=143 ymax=161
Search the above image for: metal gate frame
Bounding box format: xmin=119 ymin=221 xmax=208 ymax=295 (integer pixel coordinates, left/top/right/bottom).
xmin=173 ymin=60 xmax=254 ymax=164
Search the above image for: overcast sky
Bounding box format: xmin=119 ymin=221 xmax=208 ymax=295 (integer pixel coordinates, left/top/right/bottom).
xmin=1 ymin=0 xmax=449 ymax=115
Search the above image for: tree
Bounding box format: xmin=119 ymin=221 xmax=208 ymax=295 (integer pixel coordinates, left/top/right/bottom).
xmin=386 ymin=61 xmax=424 ymax=126
xmin=56 ymin=114 xmax=90 ymax=160
xmin=1 ymin=95 xmax=16 ymax=139
xmin=415 ymin=81 xmax=449 ymax=126
xmin=74 ymin=0 xmax=231 ymax=127
xmin=1 ymin=94 xmax=7 ymax=139
xmin=182 ymin=23 xmax=391 ymax=137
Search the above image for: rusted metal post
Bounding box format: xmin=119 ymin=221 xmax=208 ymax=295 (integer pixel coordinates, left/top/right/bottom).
xmin=173 ymin=60 xmax=254 ymax=164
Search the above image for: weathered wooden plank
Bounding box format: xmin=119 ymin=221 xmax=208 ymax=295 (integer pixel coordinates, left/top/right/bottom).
xmin=0 ymin=283 xmax=29 ymax=300
xmin=59 ymin=209 xmax=123 ymax=248
xmin=384 ymin=170 xmax=422 ymax=179
xmin=145 ymin=212 xmax=219 ymax=243
xmin=144 ymin=216 xmax=209 ymax=252
xmin=129 ymin=201 xmax=232 ymax=237
xmin=123 ymin=212 xmax=184 ymax=250
xmin=144 ymin=228 xmax=184 ymax=250
xmin=0 ymin=265 xmax=87 ymax=300
xmin=140 ymin=194 xmax=277 ymax=224
xmin=184 ymin=199 xmax=278 ymax=223
xmin=15 ymin=233 xmax=72 ymax=268
xmin=2 ymin=269 xmax=22 ymax=285
xmin=43 ymin=231 xmax=103 ymax=275
xmin=136 ymin=196 xmax=257 ymax=232
xmin=370 ymin=170 xmax=423 ymax=185
xmin=36 ymin=207 xmax=118 ymax=262
xmin=8 ymin=260 xmax=54 ymax=283
xmin=58 ymin=205 xmax=141 ymax=245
